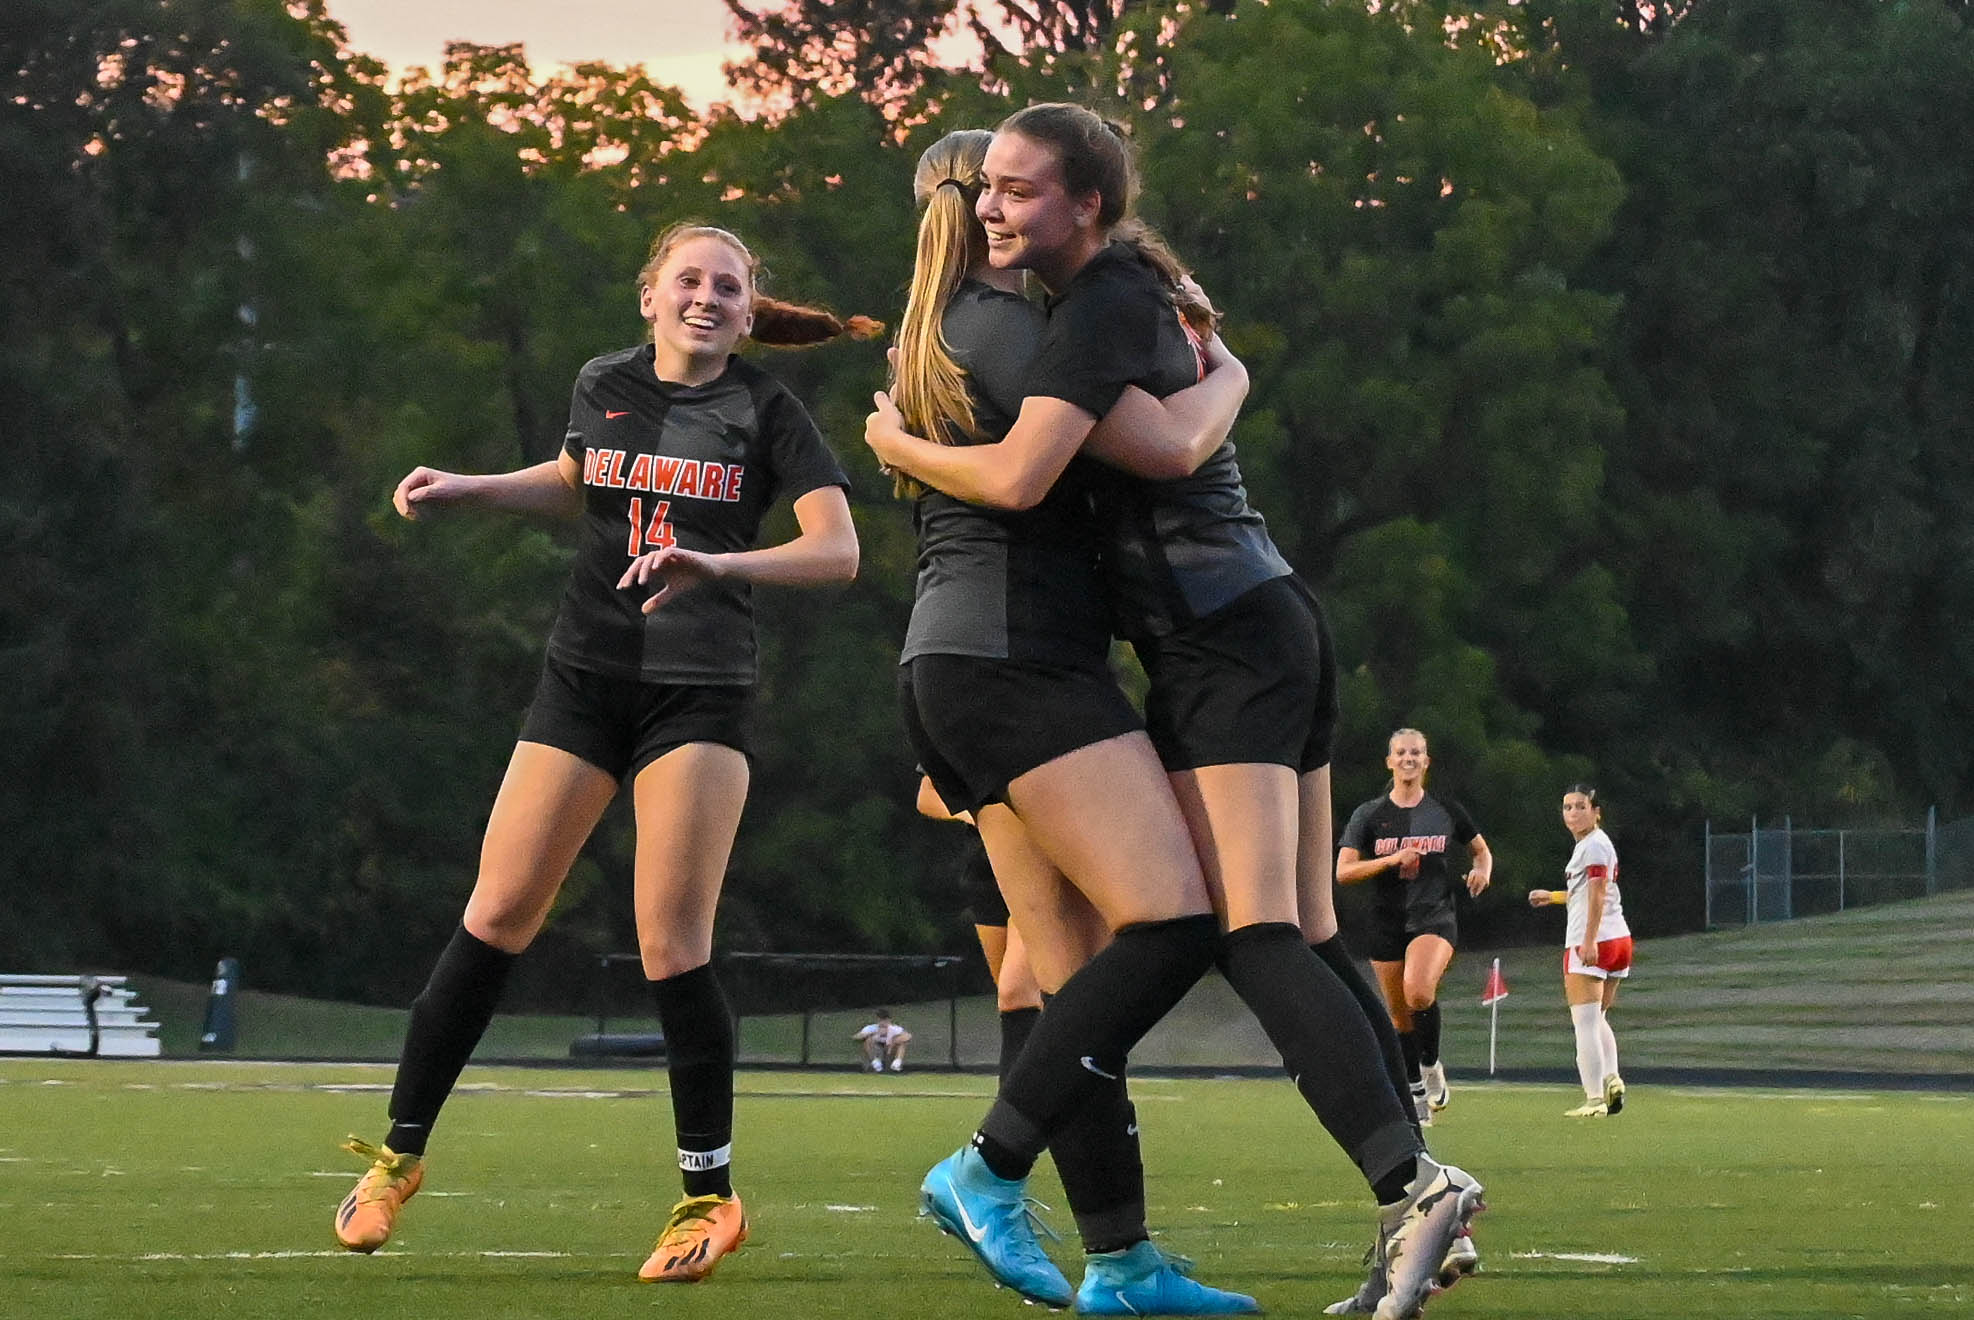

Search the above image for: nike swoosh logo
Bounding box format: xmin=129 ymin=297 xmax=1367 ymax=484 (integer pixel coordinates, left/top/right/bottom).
xmin=952 ymin=1189 xmax=991 ymax=1243
xmin=1113 ymin=1290 xmax=1140 ymax=1315
xmin=1079 ymin=1055 xmax=1119 ymax=1080
xmin=1125 ymin=1124 xmax=1139 ymax=1137
xmin=605 ymin=409 xmax=630 ymax=419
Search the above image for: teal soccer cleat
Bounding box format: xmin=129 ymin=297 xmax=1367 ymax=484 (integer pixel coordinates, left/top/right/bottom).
xmin=1075 ymin=1240 xmax=1260 ymax=1315
xmin=920 ymin=1146 xmax=1074 ymax=1308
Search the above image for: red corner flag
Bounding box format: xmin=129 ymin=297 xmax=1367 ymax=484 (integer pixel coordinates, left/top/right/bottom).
xmin=1481 ymin=957 xmax=1509 ymax=1006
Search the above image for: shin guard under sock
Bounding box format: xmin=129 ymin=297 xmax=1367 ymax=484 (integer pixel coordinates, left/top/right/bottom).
xmin=649 ymin=963 xmax=737 ymax=1198
xmin=999 ymin=1006 xmax=1041 ymax=1085
xmin=1414 ymin=1001 xmax=1443 ymax=1068
xmin=1312 ymin=935 xmax=1419 ymax=1140
xmin=977 ymin=913 xmax=1218 ymax=1178
xmin=1050 ymin=1072 xmax=1148 ymax=1254
xmin=387 ymin=925 xmax=516 ymax=1155
xmin=1220 ymin=923 xmax=1419 ymax=1188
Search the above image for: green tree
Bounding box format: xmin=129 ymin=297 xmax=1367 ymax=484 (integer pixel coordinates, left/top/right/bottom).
xmin=1596 ymin=0 xmax=1974 ymax=822
xmin=1124 ymin=0 xmax=1636 ymax=919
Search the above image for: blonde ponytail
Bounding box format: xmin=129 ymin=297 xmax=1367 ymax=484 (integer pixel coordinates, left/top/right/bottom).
xmin=890 ymin=130 xmax=995 ymax=499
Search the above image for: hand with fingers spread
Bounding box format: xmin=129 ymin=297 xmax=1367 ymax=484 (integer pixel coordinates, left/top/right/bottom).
xmin=618 ymin=545 xmax=728 ymax=614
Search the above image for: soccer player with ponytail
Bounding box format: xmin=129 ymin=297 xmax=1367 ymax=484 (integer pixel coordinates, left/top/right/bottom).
xmin=870 ymin=105 xmax=1485 ymax=1320
xmin=333 ymin=223 xmax=868 ymax=1285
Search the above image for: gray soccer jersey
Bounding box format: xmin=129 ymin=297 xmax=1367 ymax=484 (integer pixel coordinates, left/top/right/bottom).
xmin=1023 ymin=243 xmax=1291 ymax=643
xmin=549 ymin=346 xmax=848 ymax=684
xmin=899 ymin=281 xmax=1111 ymax=667
xmin=1339 ymin=791 xmax=1481 ymax=935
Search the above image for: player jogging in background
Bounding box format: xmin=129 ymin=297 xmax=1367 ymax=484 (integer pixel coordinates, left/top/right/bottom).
xmin=331 ymin=222 xmax=867 ymax=1284
xmin=1337 ymin=729 xmax=1493 ymax=1126
xmin=1528 ymin=784 xmax=1631 ymax=1117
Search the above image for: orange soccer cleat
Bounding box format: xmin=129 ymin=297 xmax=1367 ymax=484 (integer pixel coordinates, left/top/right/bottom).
xmin=638 ymin=1193 xmax=749 ymax=1282
xmin=334 ymin=1137 xmax=424 ymax=1252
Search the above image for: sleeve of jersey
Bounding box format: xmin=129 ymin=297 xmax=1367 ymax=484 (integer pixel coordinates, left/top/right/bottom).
xmin=762 ymin=385 xmax=851 ymax=502
xmin=1448 ymin=800 xmax=1480 ymax=844
xmin=1583 ymin=837 xmax=1616 ymax=880
xmin=1337 ymin=801 xmax=1372 ymax=853
xmin=955 ymin=296 xmax=1045 ymax=423
xmin=1021 ymin=282 xmax=1158 ymax=421
xmin=562 ymin=362 xmax=598 ymax=462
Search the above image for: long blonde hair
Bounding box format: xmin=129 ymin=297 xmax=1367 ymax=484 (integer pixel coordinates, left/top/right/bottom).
xmin=889 ymin=130 xmax=995 ymax=498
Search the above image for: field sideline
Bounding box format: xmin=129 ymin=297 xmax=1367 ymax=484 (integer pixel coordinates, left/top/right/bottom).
xmin=1 ymin=1059 xmax=1966 ymax=1319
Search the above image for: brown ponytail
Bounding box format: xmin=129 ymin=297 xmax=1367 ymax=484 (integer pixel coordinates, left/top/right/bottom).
xmin=639 ymin=221 xmax=883 ymax=349
xmin=751 ymin=297 xmax=885 ymax=347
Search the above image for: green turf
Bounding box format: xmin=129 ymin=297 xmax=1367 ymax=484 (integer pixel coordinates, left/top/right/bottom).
xmin=0 ymin=1059 xmax=1966 ymax=1319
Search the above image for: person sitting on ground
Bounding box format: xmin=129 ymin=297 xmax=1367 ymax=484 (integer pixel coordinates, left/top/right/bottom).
xmin=854 ymin=1009 xmax=912 ymax=1072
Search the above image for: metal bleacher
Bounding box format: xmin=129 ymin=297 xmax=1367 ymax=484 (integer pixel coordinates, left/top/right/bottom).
xmin=0 ymin=974 xmax=162 ymax=1057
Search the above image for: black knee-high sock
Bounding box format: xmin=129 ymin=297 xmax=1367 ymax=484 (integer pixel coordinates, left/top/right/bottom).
xmin=1398 ymin=1027 xmax=1423 ymax=1086
xmin=1413 ymin=1001 xmax=1442 ymax=1067
xmin=1218 ymin=924 xmax=1419 ymax=1190
xmin=1050 ymin=1070 xmax=1148 ymax=1254
xmin=1006 ymin=1001 xmax=1144 ymax=1247
xmin=999 ymin=1007 xmax=1041 ymax=1084
xmin=386 ymin=925 xmax=516 ymax=1156
xmin=1311 ymin=936 xmax=1420 ymax=1142
xmin=975 ymin=914 xmax=1218 ymax=1180
xmin=649 ymin=963 xmax=736 ymax=1198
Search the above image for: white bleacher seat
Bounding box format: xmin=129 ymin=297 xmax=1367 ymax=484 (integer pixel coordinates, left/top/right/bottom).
xmin=0 ymin=974 xmax=162 ymax=1057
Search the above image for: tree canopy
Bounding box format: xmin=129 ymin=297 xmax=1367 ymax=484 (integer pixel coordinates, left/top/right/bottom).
xmin=6 ymin=0 xmax=1970 ymax=1003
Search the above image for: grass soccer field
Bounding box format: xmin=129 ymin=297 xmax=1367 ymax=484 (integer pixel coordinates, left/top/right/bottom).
xmin=1 ymin=1061 xmax=1966 ymax=1319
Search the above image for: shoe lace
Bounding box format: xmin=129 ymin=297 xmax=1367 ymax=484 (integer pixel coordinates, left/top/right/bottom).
xmin=1019 ymin=1195 xmax=1064 ymax=1247
xmin=340 ymin=1136 xmax=416 ymax=1201
xmin=342 ymin=1136 xmax=414 ymax=1176
xmin=658 ymin=1194 xmax=729 ymax=1245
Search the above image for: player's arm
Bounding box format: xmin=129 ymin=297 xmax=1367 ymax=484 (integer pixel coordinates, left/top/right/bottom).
xmin=1335 ymin=846 xmax=1385 ymax=885
xmin=1337 ymin=846 xmax=1417 ymax=884
xmin=1527 ymin=888 xmax=1567 ymax=908
xmin=866 ymin=392 xmax=1097 ymax=510
xmin=1464 ymin=835 xmax=1494 ymax=896
xmin=1082 ymin=336 xmax=1249 ymax=480
xmin=620 ymin=485 xmax=858 ymax=613
xmin=717 ymin=484 xmax=860 ymax=586
xmin=394 ymin=454 xmax=584 ymax=521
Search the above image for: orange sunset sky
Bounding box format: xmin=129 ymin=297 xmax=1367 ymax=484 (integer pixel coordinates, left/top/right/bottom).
xmin=327 ymin=0 xmax=751 ymax=109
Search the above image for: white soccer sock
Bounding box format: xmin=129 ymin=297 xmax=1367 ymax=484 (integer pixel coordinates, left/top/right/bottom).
xmin=1598 ymin=1016 xmax=1619 ymax=1081
xmin=1571 ymin=1002 xmax=1608 ymax=1099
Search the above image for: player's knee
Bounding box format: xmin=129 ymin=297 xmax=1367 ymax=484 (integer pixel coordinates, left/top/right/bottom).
xmin=461 ymin=902 xmax=541 ymax=954
xmin=638 ymin=934 xmax=712 ymax=981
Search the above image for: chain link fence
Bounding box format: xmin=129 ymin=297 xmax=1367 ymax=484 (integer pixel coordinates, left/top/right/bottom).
xmin=1705 ymin=809 xmax=1973 ymax=927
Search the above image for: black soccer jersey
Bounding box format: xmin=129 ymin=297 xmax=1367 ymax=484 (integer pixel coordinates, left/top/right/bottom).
xmin=1338 ymin=791 xmax=1482 ymax=935
xmin=1025 ymin=243 xmax=1290 ymax=643
xmin=547 ymin=346 xmax=849 ymax=685
xmin=899 ymin=281 xmax=1111 ymax=667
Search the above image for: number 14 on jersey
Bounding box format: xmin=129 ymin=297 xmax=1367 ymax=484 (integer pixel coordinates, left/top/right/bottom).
xmin=627 ymin=498 xmax=676 ymax=555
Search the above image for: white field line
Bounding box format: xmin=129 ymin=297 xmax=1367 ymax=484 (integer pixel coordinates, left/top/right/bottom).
xmin=1511 ymin=1250 xmax=1640 ymax=1264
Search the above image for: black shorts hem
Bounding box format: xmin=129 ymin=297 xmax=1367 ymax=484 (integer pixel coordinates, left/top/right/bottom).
xmin=1140 ymin=575 xmax=1338 ymax=774
xmin=900 ymin=655 xmax=1143 ymax=817
xmin=519 ymin=654 xmax=754 ymax=782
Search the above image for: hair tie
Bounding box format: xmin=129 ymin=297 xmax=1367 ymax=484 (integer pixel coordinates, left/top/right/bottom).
xmin=936 ymin=177 xmax=972 ymax=194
